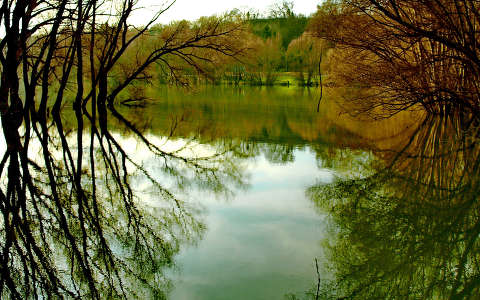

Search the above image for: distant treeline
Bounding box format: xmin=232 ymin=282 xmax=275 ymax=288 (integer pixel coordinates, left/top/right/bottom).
xmin=189 ymin=12 xmax=331 ymax=87
xmin=127 ymin=1 xmax=329 ymax=88
xmin=249 ymin=17 xmax=308 ymax=50
xmin=73 ymin=2 xmax=330 ymax=91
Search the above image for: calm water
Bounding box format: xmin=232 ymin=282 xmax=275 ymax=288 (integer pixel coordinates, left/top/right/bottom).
xmin=117 ymin=86 xmax=347 ymax=299
xmin=3 ymin=85 xmax=480 ymax=299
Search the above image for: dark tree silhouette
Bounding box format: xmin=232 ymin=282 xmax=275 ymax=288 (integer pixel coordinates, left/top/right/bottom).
xmin=0 ymin=0 xmax=249 ymax=298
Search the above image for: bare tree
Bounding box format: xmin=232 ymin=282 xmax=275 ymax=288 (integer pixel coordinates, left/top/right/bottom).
xmin=268 ymin=0 xmax=294 ymax=19
xmin=0 ymin=0 xmax=249 ymax=298
xmin=309 ymin=0 xmax=480 ymax=116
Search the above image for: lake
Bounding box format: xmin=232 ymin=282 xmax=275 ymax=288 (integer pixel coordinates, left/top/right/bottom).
xmin=2 ymin=85 xmax=479 ymax=299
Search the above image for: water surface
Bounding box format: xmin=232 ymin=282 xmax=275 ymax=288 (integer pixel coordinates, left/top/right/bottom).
xmin=112 ymin=86 xmax=426 ymax=299
xmin=3 ymin=85 xmax=479 ymax=299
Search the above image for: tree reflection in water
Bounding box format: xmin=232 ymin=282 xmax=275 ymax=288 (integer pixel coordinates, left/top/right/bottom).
xmin=309 ymin=114 xmax=480 ymax=299
xmin=0 ymin=100 xmax=246 ymax=299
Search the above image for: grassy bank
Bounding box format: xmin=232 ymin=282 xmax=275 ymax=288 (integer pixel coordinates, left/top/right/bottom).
xmin=194 ymin=72 xmax=325 ymax=87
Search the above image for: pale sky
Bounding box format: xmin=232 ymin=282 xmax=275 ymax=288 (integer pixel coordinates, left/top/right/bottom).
xmin=132 ymin=0 xmax=321 ymax=25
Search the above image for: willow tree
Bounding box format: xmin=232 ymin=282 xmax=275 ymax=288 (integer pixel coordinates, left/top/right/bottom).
xmin=309 ymin=0 xmax=480 ymax=116
xmin=286 ymin=33 xmax=326 ymax=87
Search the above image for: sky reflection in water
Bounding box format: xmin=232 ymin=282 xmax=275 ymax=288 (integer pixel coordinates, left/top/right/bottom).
xmin=4 ymin=85 xmax=478 ymax=299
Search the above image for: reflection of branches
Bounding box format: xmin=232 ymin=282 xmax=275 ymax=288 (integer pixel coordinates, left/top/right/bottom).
xmin=0 ymin=97 xmax=249 ymax=298
xmin=106 ymin=104 xmax=246 ymax=194
xmin=308 ymin=114 xmax=480 ymax=299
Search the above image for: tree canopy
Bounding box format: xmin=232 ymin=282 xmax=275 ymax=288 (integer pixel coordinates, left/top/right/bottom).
xmin=308 ymin=0 xmax=480 ymax=116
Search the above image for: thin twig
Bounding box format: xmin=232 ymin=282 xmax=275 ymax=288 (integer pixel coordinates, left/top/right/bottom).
xmin=315 ymin=257 xmax=321 ymax=300
xmin=316 ymin=48 xmax=323 ymax=113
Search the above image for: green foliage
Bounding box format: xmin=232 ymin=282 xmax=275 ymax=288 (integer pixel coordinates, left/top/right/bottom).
xmin=249 ymin=16 xmax=308 ymax=50
xmin=212 ymin=14 xmax=311 ymax=86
